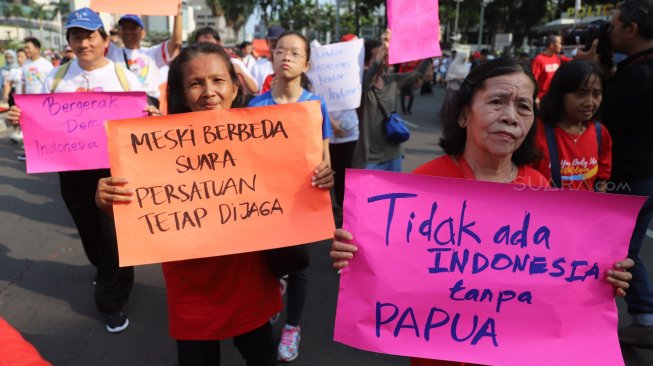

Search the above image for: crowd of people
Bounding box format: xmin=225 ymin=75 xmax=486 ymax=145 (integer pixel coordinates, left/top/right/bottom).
xmin=2 ymin=0 xmax=653 ymax=365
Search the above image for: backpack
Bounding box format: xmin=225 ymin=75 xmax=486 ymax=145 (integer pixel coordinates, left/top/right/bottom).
xmin=50 ymin=61 xmax=130 ymax=93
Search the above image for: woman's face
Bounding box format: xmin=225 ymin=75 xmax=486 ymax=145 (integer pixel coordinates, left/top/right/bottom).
xmin=182 ymin=53 xmax=238 ymax=112
xmin=5 ymin=53 xmax=14 ymax=65
xmin=562 ymin=74 xmax=602 ymax=124
xmin=463 ymin=72 xmax=535 ymax=158
xmin=272 ymin=35 xmax=309 ymax=80
xmin=16 ymin=51 xmax=26 ymax=65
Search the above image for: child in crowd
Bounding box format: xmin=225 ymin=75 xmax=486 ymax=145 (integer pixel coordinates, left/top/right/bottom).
xmin=532 ymin=60 xmax=612 ymax=191
xmin=248 ymin=30 xmax=333 ymax=362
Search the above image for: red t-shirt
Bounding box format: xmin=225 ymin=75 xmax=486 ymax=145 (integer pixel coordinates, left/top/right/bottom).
xmin=163 ymin=252 xmax=282 ymax=340
xmin=413 ymin=155 xmax=550 ymax=187
xmin=531 ymin=53 xmax=571 ymax=100
xmin=532 ymin=120 xmax=612 ymax=191
xmin=261 ymin=73 xmax=275 ymax=94
xmin=410 ymin=155 xmax=548 ymax=366
xmin=0 ymin=317 xmax=51 ymax=366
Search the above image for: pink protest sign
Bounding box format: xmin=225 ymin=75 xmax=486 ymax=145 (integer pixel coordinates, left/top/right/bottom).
xmin=335 ymin=169 xmax=645 ymax=365
xmin=15 ymin=92 xmax=147 ymax=174
xmin=387 ymin=0 xmax=442 ymax=64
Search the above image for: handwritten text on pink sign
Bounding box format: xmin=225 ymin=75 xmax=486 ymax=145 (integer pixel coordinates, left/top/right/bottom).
xmin=387 ymin=0 xmax=442 ymax=64
xmin=334 ymin=169 xmax=644 ymax=365
xmin=15 ymin=92 xmax=147 ymax=173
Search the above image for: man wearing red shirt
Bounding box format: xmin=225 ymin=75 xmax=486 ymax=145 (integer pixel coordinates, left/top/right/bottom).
xmin=531 ymin=35 xmax=571 ymax=101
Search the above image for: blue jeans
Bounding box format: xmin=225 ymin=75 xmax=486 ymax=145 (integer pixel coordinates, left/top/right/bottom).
xmin=365 ymin=157 xmax=402 ymax=172
xmin=614 ymin=176 xmax=653 ymax=325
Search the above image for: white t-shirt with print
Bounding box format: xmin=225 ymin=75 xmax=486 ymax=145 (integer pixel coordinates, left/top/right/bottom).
xmin=43 ymin=59 xmax=143 ymax=94
xmin=22 ymin=57 xmax=54 ymax=94
xmin=106 ymin=41 xmax=171 ymax=98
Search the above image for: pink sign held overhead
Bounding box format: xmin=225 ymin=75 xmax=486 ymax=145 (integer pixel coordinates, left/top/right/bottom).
xmin=335 ymin=169 xmax=645 ymax=365
xmin=387 ymin=0 xmax=442 ymax=64
xmin=15 ymin=92 xmax=148 ymax=174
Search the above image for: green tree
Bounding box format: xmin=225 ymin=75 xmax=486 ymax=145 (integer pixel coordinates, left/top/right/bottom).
xmin=222 ymin=1 xmax=257 ymax=36
xmin=205 ymin=0 xmax=224 ymax=17
xmin=4 ymin=3 xmax=25 ymax=40
xmin=29 ymin=1 xmax=48 ymax=42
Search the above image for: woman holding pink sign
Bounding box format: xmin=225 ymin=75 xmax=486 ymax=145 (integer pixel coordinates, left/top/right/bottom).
xmin=330 ymin=57 xmax=634 ymax=366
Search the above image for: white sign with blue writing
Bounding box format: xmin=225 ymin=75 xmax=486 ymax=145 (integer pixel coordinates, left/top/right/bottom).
xmin=308 ymin=39 xmax=364 ymax=111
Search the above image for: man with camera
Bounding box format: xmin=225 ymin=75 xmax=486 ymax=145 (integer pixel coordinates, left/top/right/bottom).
xmin=590 ymin=0 xmax=653 ymax=348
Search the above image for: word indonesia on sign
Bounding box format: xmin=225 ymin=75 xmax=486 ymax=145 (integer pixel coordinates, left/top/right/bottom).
xmin=334 ymin=170 xmax=645 ymax=365
xmin=307 ymin=39 xmax=364 ymax=111
xmin=387 ymin=0 xmax=442 ymax=64
xmin=15 ymin=92 xmax=147 ymax=174
xmin=90 ymin=0 xmax=181 ymax=16
xmin=106 ymin=101 xmax=334 ymax=266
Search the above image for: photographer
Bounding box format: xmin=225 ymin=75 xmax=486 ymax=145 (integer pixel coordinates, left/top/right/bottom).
xmin=587 ymin=0 xmax=653 ymax=348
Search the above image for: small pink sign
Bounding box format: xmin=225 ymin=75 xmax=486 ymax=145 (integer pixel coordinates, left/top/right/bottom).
xmin=16 ymin=92 xmax=147 ymax=174
xmin=387 ymin=0 xmax=442 ymax=64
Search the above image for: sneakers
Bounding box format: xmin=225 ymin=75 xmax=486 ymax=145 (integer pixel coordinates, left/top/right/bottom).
xmin=278 ymin=324 xmax=301 ymax=362
xmin=105 ymin=311 xmax=129 ymax=333
xmin=619 ymin=324 xmax=653 ymax=349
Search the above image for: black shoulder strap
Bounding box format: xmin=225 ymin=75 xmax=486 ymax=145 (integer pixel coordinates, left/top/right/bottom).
xmin=594 ymin=120 xmax=602 ymax=155
xmin=544 ymin=123 xmax=562 ymax=188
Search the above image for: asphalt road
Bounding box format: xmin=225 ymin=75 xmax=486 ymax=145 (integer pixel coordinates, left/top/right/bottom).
xmin=1 ymin=86 xmax=653 ymax=365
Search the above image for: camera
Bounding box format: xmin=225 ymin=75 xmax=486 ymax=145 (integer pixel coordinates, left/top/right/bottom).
xmin=562 ymin=20 xmax=613 ymax=69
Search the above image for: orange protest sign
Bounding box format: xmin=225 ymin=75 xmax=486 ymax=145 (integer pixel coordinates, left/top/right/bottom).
xmin=90 ymin=0 xmax=180 ymax=16
xmin=106 ymin=102 xmax=334 ymax=266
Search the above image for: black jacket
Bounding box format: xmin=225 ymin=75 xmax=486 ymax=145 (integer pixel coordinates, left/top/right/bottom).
xmin=602 ymin=47 xmax=653 ymax=181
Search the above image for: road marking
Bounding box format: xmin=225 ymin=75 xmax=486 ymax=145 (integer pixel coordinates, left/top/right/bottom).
xmin=647 ymin=229 xmax=653 ymax=239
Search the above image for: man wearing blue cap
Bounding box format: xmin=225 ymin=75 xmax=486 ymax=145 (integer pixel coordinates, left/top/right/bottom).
xmin=8 ymin=7 xmax=145 ymax=334
xmin=106 ymin=5 xmax=183 ymax=106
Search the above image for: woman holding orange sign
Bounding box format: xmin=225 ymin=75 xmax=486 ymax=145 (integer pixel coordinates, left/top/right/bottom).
xmin=96 ymin=42 xmax=333 ymax=366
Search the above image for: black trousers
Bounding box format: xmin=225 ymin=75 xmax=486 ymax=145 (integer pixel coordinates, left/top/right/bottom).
xmin=177 ymin=322 xmax=277 ymax=366
xmin=400 ymin=84 xmax=414 ymax=113
xmin=59 ymin=169 xmax=134 ymax=315
xmin=329 ymin=141 xmax=357 ymax=208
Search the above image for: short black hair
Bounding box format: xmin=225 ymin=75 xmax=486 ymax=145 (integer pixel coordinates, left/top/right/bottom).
xmin=24 ymin=37 xmax=41 ymax=49
xmin=539 ymin=60 xmax=604 ymax=127
xmin=619 ymin=0 xmax=653 ymax=39
xmin=167 ymin=43 xmax=241 ymax=114
xmin=240 ymin=41 xmax=252 ymax=49
xmin=364 ymin=39 xmax=382 ymax=65
xmin=439 ymin=57 xmax=540 ymax=166
xmin=545 ymin=34 xmax=560 ymax=47
xmin=194 ymin=27 xmax=221 ymax=43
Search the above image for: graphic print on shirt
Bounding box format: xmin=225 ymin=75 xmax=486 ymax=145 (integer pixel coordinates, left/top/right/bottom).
xmin=25 ymin=67 xmax=45 ymax=85
xmin=75 ymin=86 xmax=104 ymax=92
xmin=127 ymin=57 xmax=148 ymax=83
xmin=559 ymin=157 xmax=598 ymax=182
xmin=544 ymin=63 xmax=559 ymax=73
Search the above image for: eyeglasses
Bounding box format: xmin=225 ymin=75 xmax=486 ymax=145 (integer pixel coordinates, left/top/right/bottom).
xmin=272 ymin=48 xmax=306 ymax=61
